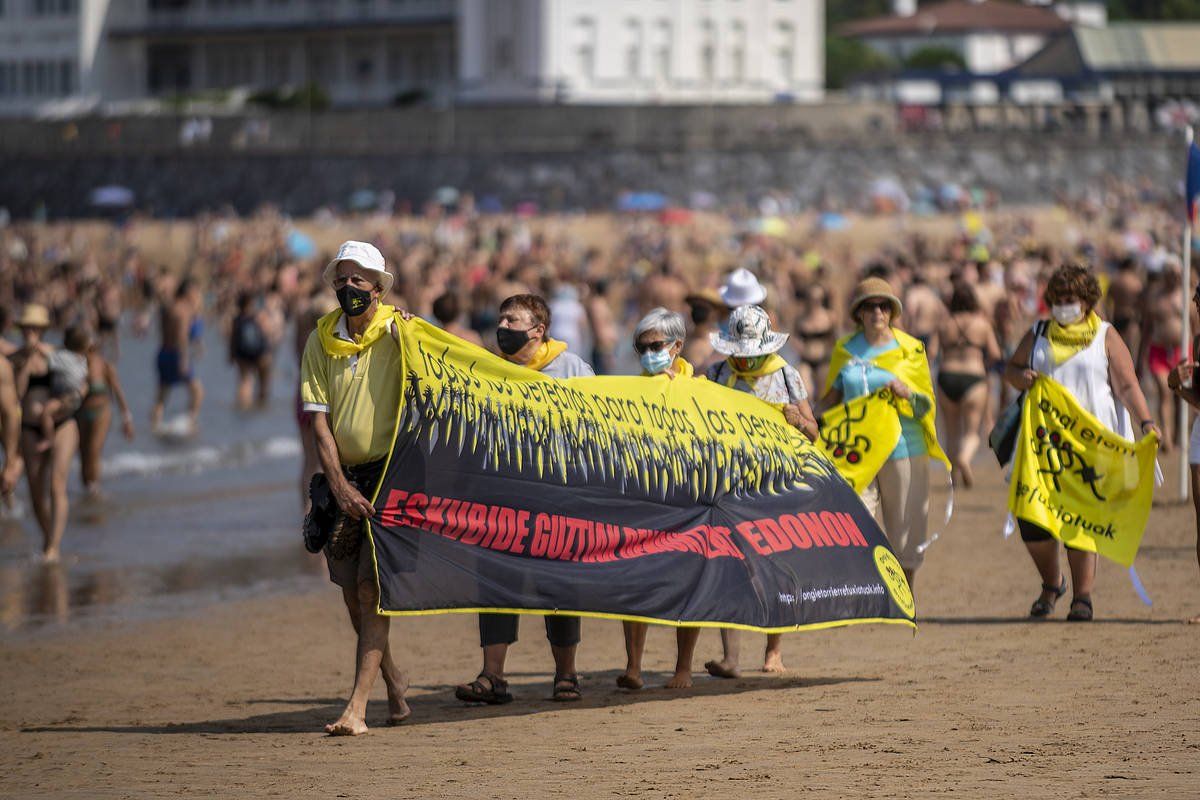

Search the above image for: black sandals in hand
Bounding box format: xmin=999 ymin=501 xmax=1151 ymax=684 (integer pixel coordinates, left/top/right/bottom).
xmin=1029 ymin=576 xmax=1067 ymax=618
xmin=454 ymin=671 xmax=514 ymax=705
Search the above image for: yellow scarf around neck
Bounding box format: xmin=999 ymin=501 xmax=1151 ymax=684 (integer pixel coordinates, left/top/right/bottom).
xmin=724 ymin=353 xmax=788 ymax=386
xmin=316 ymin=303 xmax=398 ymax=358
xmin=523 ymin=338 xmax=568 ymax=373
xmin=1046 ymin=310 xmax=1101 ymax=365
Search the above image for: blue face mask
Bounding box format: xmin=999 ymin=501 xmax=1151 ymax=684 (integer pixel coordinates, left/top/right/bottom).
xmin=641 ymin=348 xmax=674 ymax=375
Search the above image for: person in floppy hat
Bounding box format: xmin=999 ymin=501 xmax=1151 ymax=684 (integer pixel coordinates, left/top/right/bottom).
xmin=703 ymin=304 xmax=817 ymax=679
xmin=300 ymin=239 xmax=411 ymax=735
xmin=681 ymin=288 xmax=727 ymax=370
xmin=11 ymin=304 xmax=78 ymax=563
xmin=719 ymin=268 xmax=768 ymax=309
xmin=821 ymin=277 xmax=950 ymax=590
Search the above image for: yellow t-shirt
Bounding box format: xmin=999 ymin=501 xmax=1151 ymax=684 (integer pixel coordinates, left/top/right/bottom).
xmin=300 ymin=315 xmax=403 ymax=466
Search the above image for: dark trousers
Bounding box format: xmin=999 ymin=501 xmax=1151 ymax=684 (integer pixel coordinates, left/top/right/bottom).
xmin=478 ymin=613 xmax=581 ymax=648
xmin=1018 ymin=519 xmax=1082 ymax=551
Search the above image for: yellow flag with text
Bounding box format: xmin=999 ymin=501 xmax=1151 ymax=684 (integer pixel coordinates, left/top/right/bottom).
xmin=1008 ymin=377 xmax=1157 ymax=566
xmin=818 ymin=389 xmax=904 ymax=493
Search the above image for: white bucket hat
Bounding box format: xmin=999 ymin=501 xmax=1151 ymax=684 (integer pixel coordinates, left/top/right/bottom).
xmin=710 ymin=305 xmax=788 ymax=357
xmin=322 ymin=240 xmax=394 ymax=295
xmin=719 ymin=268 xmax=768 ymax=307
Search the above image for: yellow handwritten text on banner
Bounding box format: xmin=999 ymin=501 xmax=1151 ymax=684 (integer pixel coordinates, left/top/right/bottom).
xmin=1007 ymin=376 xmax=1157 ymax=567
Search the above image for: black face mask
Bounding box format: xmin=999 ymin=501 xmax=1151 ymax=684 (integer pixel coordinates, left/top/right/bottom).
xmin=496 ymin=326 xmax=532 ymax=355
xmin=336 ymin=285 xmax=373 ymax=317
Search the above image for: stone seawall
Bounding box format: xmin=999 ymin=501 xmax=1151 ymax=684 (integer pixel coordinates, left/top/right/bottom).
xmin=0 ymin=103 xmax=1183 ymax=217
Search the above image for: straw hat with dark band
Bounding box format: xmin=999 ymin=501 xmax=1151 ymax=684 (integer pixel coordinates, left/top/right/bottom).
xmin=848 ymin=277 xmax=903 ymax=320
xmin=16 ymin=304 xmax=50 ymax=329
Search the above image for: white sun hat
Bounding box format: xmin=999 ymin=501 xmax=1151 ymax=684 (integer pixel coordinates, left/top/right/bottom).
xmin=719 ymin=268 xmax=768 ymax=308
xmin=322 ymin=240 xmax=394 ymax=295
xmin=710 ymin=305 xmax=788 ymax=357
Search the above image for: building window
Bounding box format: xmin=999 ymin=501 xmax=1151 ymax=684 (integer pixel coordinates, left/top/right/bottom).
xmin=700 ymin=19 xmax=716 ymax=82
xmin=30 ymin=0 xmax=78 ymax=15
xmin=264 ymin=43 xmax=292 ymax=86
xmin=653 ymin=20 xmax=671 ymax=81
xmin=624 ymin=19 xmax=642 ymax=79
xmin=493 ymin=35 xmax=514 ymax=75
xmin=774 ymin=21 xmax=794 ymax=83
xmin=575 ymin=17 xmax=596 ymax=81
xmin=386 ymin=38 xmax=407 ymax=82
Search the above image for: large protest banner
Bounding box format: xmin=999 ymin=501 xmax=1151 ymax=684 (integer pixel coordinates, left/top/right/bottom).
xmin=366 ymin=319 xmax=916 ymax=632
xmin=1008 ymin=377 xmax=1157 ymax=566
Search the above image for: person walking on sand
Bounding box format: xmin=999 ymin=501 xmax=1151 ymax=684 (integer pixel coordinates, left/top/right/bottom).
xmin=300 ymin=241 xmax=411 ymax=735
xmin=704 ymin=305 xmax=818 ymax=679
xmin=455 ymin=293 xmax=594 ymax=706
xmin=618 ymin=308 xmax=703 ymax=691
xmin=151 ymin=278 xmax=204 ymax=436
xmin=1166 ymin=282 xmax=1200 ymax=625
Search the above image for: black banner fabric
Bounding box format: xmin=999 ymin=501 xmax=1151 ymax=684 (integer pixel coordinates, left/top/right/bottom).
xmin=365 ymin=322 xmax=916 ymax=633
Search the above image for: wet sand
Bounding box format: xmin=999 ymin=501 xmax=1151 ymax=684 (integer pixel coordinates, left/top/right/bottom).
xmin=2 ymin=458 xmax=1198 ymax=799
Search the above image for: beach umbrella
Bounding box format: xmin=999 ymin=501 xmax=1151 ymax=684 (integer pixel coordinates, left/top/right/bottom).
xmin=286 ymin=228 xmax=317 ymax=259
xmin=659 ymin=207 xmax=693 ymax=225
xmin=818 ymin=212 xmax=849 ymax=231
xmin=434 ymin=186 xmax=460 ymax=207
xmin=752 ymin=217 xmax=789 ymax=238
xmin=476 ymin=195 xmax=504 ymax=214
xmin=348 ymin=189 xmax=377 ymax=212
xmin=89 ymin=185 xmax=134 ymax=208
xmin=617 ymin=192 xmax=668 ymax=213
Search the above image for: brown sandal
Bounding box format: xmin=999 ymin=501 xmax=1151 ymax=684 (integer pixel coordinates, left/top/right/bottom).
xmin=454 ymin=671 xmax=513 ymax=705
xmin=551 ymin=673 xmax=581 ymax=702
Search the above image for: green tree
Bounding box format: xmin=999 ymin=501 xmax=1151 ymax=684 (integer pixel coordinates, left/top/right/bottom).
xmin=903 ymin=45 xmax=967 ymax=71
xmin=826 ymin=36 xmax=897 ymax=89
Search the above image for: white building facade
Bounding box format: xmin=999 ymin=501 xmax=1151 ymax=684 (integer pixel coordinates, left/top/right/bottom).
xmin=1 ymin=0 xmax=824 ymax=114
xmin=458 ymin=0 xmax=824 ymax=104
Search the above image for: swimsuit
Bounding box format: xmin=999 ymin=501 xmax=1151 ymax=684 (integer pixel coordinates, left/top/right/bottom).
xmin=1147 ymin=343 xmax=1182 ymax=376
xmin=156 ymin=348 xmax=192 ymax=386
xmin=937 ymin=315 xmax=987 ymax=403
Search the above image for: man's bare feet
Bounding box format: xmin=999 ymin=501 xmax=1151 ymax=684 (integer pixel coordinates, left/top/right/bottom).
xmin=704 ymin=659 xmax=740 ymax=679
xmin=616 ymin=672 xmax=644 ymax=690
xmin=1187 ymin=614 xmax=1200 ymax=624
xmin=665 ymin=669 xmax=693 ymax=689
xmin=41 ymin=547 xmax=60 ymax=564
xmin=762 ymin=651 xmax=787 ymax=673
xmin=324 ymin=711 xmax=368 ymax=736
xmin=386 ymin=681 xmax=411 ymax=725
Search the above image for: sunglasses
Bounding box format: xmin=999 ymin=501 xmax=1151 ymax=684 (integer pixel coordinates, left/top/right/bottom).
xmin=635 ymin=339 xmax=671 ymax=355
xmin=858 ymin=300 xmax=892 ymax=314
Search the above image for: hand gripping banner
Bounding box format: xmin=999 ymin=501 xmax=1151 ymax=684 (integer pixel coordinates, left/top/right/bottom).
xmin=366 ymin=320 xmax=916 ymax=632
xmin=1008 ymin=376 xmax=1158 ymax=566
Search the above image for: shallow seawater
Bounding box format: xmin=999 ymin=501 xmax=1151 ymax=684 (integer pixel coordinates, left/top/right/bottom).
xmin=0 ymin=324 xmax=326 ymax=636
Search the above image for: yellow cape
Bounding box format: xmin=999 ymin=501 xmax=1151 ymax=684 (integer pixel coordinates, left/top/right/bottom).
xmin=825 ymin=329 xmax=950 ymax=470
xmin=316 ymin=303 xmax=401 ymax=358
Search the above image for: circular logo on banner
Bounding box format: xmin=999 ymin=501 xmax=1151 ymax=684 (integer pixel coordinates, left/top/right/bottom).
xmin=873 ymin=545 xmax=915 ymax=619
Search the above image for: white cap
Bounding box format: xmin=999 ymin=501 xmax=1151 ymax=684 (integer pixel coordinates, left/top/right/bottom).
xmin=719 ymin=268 xmax=768 ymax=308
xmin=322 ymin=240 xmax=394 ymax=295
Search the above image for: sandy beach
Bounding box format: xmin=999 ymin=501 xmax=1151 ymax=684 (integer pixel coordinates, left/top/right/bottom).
xmin=2 ymin=455 xmax=1197 ymax=799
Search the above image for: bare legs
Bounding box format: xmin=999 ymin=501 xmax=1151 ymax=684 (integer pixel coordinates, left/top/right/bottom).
xmin=325 ymin=580 xmax=409 ymax=736
xmin=1153 ymin=371 xmax=1175 ymax=453
xmin=939 ymin=379 xmax=988 ymax=489
xmin=618 ymin=623 xmax=700 ymax=689
xmin=79 ymin=404 xmax=111 ymax=496
xmin=1025 ymin=538 xmax=1096 ymax=617
xmin=706 ymin=631 xmax=785 ymax=678
xmin=21 ymin=422 xmax=77 ymax=563
xmin=1190 ymin=466 xmax=1200 ymax=624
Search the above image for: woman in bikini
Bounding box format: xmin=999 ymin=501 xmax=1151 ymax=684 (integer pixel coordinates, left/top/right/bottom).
xmin=11 ymin=305 xmax=80 ymax=563
xmin=793 ymin=283 xmax=837 ymax=399
xmin=77 ymin=328 xmax=135 ymax=499
xmin=934 ymin=282 xmax=1002 ymax=489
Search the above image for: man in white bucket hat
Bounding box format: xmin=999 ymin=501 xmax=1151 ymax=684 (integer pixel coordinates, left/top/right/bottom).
xmin=703 ymin=304 xmax=817 ymax=679
xmin=719 ymin=268 xmax=768 ymax=308
xmin=301 ymin=239 xmax=409 ymax=735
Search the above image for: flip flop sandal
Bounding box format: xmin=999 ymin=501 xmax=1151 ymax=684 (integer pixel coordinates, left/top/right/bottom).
xmin=454 ymin=671 xmax=513 ymax=705
xmin=1029 ymin=576 xmax=1067 ymax=618
xmin=551 ymin=673 xmax=582 ymax=702
xmin=1067 ymin=596 xmax=1094 ymax=622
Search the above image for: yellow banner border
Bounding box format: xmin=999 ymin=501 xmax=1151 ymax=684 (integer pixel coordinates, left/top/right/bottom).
xmin=372 ymin=605 xmax=917 ymax=634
